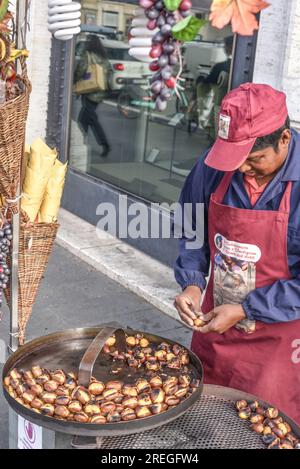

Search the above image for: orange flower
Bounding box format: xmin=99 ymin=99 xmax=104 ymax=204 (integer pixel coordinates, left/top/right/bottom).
xmin=210 ymin=0 xmax=270 ymax=36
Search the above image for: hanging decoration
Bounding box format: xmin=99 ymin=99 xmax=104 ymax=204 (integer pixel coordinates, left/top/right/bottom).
xmin=48 ymin=0 xmax=82 ymax=41
xmin=129 ymin=0 xmax=206 ymax=111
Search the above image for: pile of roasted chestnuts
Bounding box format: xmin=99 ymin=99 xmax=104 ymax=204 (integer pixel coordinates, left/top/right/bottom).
xmin=3 ymin=334 xmax=200 ymax=425
xmin=103 ymin=333 xmax=191 ymax=372
xmin=236 ymin=400 xmax=300 ymax=450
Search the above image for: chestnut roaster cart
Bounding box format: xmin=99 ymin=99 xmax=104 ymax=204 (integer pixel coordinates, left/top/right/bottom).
xmin=4 ymin=325 xmax=300 ymax=449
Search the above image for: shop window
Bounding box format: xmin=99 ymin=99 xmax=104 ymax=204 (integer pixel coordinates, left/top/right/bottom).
xmin=70 ymin=1 xmax=234 ymax=204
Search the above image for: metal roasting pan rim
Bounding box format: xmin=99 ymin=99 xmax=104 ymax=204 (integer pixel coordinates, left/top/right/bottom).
xmin=2 ymin=325 xmax=204 ymax=437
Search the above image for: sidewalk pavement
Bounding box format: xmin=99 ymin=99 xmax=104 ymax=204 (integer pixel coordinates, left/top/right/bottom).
xmin=0 ymin=244 xmax=192 ymax=449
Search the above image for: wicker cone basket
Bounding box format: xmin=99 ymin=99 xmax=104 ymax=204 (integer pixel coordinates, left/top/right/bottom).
xmin=5 ymin=213 xmax=59 ymax=345
xmin=0 ymin=57 xmax=32 ymax=209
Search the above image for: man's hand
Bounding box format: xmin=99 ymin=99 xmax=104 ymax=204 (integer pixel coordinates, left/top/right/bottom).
xmin=174 ymin=286 xmax=202 ymax=327
xmin=196 ymin=304 xmax=246 ymax=334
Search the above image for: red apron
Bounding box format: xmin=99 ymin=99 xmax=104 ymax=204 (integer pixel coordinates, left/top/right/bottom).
xmin=191 ymin=172 xmax=300 ymax=423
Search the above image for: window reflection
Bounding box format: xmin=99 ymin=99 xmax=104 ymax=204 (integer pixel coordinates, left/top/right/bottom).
xmin=70 ymin=1 xmax=234 ymax=204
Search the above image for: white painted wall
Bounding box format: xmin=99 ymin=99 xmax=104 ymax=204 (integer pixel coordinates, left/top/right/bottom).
xmin=253 ymin=0 xmax=300 ymax=129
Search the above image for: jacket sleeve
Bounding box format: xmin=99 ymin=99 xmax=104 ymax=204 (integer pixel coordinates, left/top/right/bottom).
xmin=174 ymin=158 xmax=211 ymax=292
xmin=242 ymin=230 xmax=300 ymax=323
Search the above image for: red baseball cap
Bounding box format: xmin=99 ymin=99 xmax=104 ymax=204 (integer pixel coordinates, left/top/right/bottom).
xmin=205 ymin=83 xmax=288 ymax=171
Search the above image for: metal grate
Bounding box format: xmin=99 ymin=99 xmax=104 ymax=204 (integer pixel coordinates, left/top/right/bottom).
xmin=76 ymin=394 xmax=265 ymax=449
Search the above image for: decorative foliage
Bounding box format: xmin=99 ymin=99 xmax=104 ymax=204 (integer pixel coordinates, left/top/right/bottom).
xmin=172 ymin=16 xmax=207 ymax=42
xmin=209 ymin=0 xmax=270 ymax=36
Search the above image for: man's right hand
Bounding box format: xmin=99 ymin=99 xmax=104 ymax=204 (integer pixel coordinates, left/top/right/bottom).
xmin=174 ymin=286 xmax=202 ymax=327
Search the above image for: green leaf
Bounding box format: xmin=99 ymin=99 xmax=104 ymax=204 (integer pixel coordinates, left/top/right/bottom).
xmin=172 ymin=16 xmax=207 ymax=42
xmin=163 ymin=0 xmax=182 ymax=12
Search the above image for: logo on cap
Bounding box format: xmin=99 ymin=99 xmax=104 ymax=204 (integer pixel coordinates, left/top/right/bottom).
xmin=218 ymin=114 xmax=231 ymax=140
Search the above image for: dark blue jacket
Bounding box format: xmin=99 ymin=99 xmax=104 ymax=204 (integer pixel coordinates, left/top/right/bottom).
xmin=174 ymin=130 xmax=300 ymax=323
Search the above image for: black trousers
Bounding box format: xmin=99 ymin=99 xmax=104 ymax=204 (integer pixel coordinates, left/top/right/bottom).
xmin=78 ymin=96 xmax=108 ymax=147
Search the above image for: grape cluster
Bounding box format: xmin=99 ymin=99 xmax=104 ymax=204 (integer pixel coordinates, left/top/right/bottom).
xmin=0 ymin=221 xmax=12 ymax=311
xmin=139 ymin=0 xmax=192 ymax=111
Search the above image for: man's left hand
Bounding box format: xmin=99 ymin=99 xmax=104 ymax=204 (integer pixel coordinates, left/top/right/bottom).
xmin=196 ymin=304 xmax=246 ymax=335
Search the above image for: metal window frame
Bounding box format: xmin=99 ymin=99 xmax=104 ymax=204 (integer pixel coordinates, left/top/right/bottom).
xmin=46 ymin=29 xmax=258 ymax=266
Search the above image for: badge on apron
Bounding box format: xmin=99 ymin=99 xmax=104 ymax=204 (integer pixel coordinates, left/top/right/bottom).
xmin=213 ymin=234 xmax=262 ymax=333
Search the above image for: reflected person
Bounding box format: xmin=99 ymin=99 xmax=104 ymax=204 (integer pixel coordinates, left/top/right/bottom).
xmin=75 ymin=35 xmax=110 ymax=157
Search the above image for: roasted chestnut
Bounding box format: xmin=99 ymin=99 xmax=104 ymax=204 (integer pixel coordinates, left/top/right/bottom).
xmin=255 ymin=406 xmax=266 ymax=416
xmin=238 ymin=407 xmax=251 ymax=419
xmin=249 ymin=400 xmax=259 ymax=412
xmin=44 ymin=380 xmax=59 ymax=393
xmin=127 ymin=358 xmax=140 ymax=368
xmin=251 ymin=423 xmax=264 ymax=434
xmin=273 ymin=427 xmax=285 ymax=439
xmin=277 ymin=423 xmax=289 ymax=436
xmin=174 ymin=386 xmax=188 ymax=399
xmin=15 ymin=397 xmax=25 ymax=406
xmin=26 ymin=378 xmax=37 ymax=388
xmin=138 ymin=393 xmax=152 ymax=406
xmin=140 ymin=338 xmax=149 ymax=348
xmin=178 ymin=375 xmax=191 ymax=387
xmin=250 ymin=413 xmax=265 ymax=424
xmin=163 ymin=383 xmax=178 ymax=396
xmin=10 ymin=378 xmax=20 ymax=390
xmin=265 ymin=407 xmax=279 ymax=419
xmin=90 ymin=415 xmax=107 ymax=424
xmin=31 ymin=366 xmax=43 ymax=378
xmin=286 ymin=432 xmax=298 ymax=445
xmin=41 ymin=403 xmax=55 ymax=416
xmin=107 ymin=411 xmax=121 ymax=423
xmin=150 ymin=403 xmax=168 ymax=415
xmin=106 ymin=336 xmax=116 ymax=347
xmin=157 ymin=342 xmax=170 ymax=352
xmin=263 ymin=426 xmax=272 ymax=436
xmin=280 ymin=440 xmax=294 ymax=449
xmin=163 ymin=376 xmax=178 ymax=387
xmin=56 ymin=386 xmax=70 ymax=396
xmin=84 ymin=404 xmax=101 ymax=416
xmin=122 ymin=385 xmax=138 ymax=397
xmin=68 ymin=400 xmax=83 ymax=413
xmin=73 ymin=387 xmax=91 ymax=405
xmin=103 ymin=388 xmax=120 ymax=401
xmin=10 ymin=368 xmax=22 ymax=380
xmin=167 ymin=358 xmax=181 ymax=370
xmin=180 ymin=353 xmax=190 ymax=366
xmin=143 ymin=347 xmax=153 ymax=357
xmin=106 ymin=380 xmax=123 ymax=392
xmin=74 ymin=412 xmax=89 ymax=423
xmin=150 ymin=376 xmax=163 ymax=389
xmin=54 ymin=405 xmax=70 ymax=418
xmin=16 ymin=383 xmax=30 ymax=396
xmin=51 ymin=370 xmax=66 ymax=386
xmin=41 ymin=392 xmax=57 ymax=404
xmin=273 ymin=416 xmax=283 ymax=425
xmin=262 ymin=434 xmax=278 ymax=446
xmin=3 ymin=376 xmax=10 ymax=387
xmin=150 ymin=388 xmax=165 ymax=404
xmin=126 ymin=336 xmax=137 ymax=347
xmin=31 ymin=398 xmax=44 ymax=410
xmin=22 ymin=391 xmax=35 ymax=404
xmin=154 ymin=350 xmax=167 ymax=361
xmin=55 ymin=395 xmax=70 ymax=406
xmin=136 ymin=379 xmax=151 ymax=394
xmin=88 ymin=381 xmax=105 ymax=396
xmin=67 ymin=372 xmax=78 ymax=381
xmin=146 ymin=361 xmax=160 ymax=372
xmin=23 ymin=370 xmax=34 ymax=381
xmin=122 ymin=397 xmax=138 ymax=409
xmin=165 ymin=395 xmax=180 ymax=406
xmin=100 ymin=401 xmax=116 ymax=415
xmin=65 ymin=378 xmax=77 ymax=391
xmin=7 ymin=386 xmax=17 ymax=398
xmin=115 ymin=404 xmax=124 ymax=413
xmin=121 ymin=408 xmax=136 ymax=421
xmin=166 ymin=353 xmax=176 ymax=362
xmin=172 ymin=344 xmax=183 ymax=356
xmin=136 ymin=405 xmax=152 ymax=419
xmin=268 ymin=437 xmax=281 ymax=449
xmin=36 ymin=374 xmax=51 ymax=386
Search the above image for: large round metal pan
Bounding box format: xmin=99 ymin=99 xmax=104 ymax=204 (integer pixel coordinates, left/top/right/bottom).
xmin=2 ymin=326 xmax=204 ymax=437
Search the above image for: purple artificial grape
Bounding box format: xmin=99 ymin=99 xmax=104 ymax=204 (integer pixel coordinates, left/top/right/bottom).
xmin=151 ymin=80 xmax=163 ymax=94
xmin=163 ymin=42 xmax=175 ymax=54
xmin=155 ymin=1 xmax=164 ymax=10
xmin=158 ymin=54 xmax=169 ymax=67
xmin=155 ymin=97 xmax=167 ymax=111
xmin=169 ymin=54 xmax=178 ymax=65
xmin=166 ymin=14 xmax=177 ymax=26
xmin=152 ymin=31 xmax=165 ymax=44
xmin=147 ymin=19 xmax=157 ymax=30
xmin=157 ymin=15 xmax=166 ymax=27
xmin=139 ymin=0 xmax=154 ymax=8
xmin=180 ymin=10 xmax=191 ymax=17
xmin=160 ymin=88 xmax=172 ymax=100
xmin=146 ymin=8 xmax=159 ymax=19
xmin=161 ymin=66 xmax=172 ymax=80
xmin=161 ymin=24 xmax=172 ymax=36
xmin=150 ymin=71 xmax=162 ymax=83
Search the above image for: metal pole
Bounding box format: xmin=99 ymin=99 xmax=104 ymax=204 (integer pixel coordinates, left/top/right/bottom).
xmin=9 ymin=0 xmax=28 ymax=353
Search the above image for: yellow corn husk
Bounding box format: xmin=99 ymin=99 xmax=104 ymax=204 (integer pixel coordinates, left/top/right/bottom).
xmin=39 ymin=159 xmax=68 ymax=223
xmin=21 ymin=138 xmax=57 ymax=222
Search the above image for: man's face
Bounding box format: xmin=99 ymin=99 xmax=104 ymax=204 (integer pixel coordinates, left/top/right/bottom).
xmin=238 ymin=129 xmax=291 ymax=179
